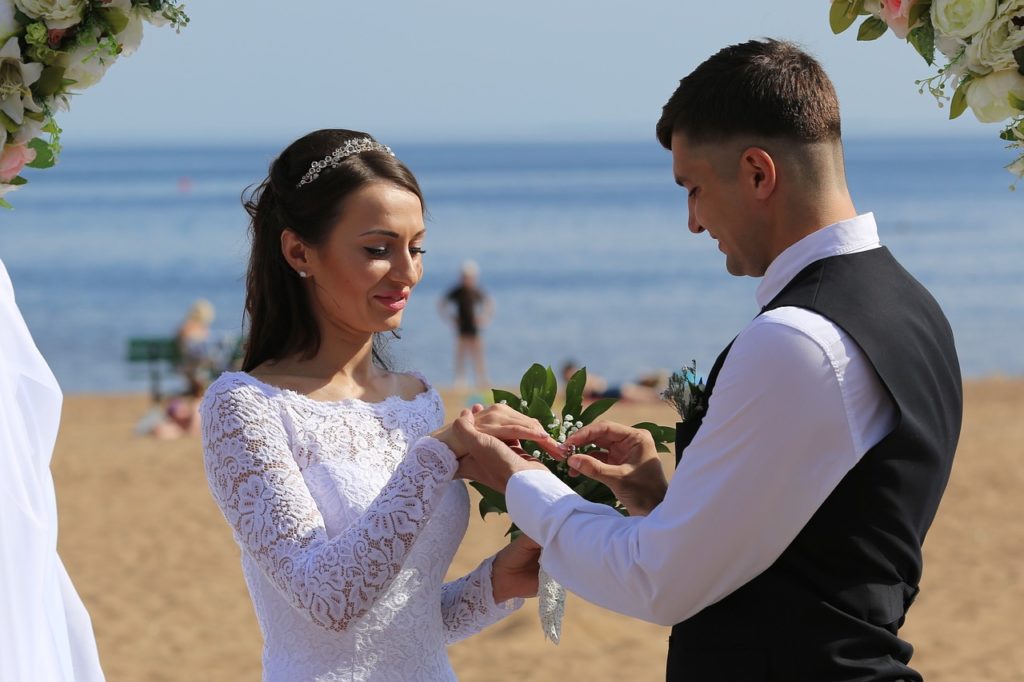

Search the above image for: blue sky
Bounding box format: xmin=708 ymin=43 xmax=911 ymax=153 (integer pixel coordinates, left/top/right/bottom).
xmin=60 ymin=0 xmax=999 ymax=145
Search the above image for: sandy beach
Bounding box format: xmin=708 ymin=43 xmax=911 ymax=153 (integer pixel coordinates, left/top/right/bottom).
xmin=51 ymin=379 xmax=1024 ymax=681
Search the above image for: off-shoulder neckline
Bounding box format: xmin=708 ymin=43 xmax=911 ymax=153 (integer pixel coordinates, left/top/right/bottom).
xmin=217 ymin=370 xmax=436 ymax=409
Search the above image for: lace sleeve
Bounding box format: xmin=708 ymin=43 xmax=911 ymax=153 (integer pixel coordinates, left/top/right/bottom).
xmin=440 ymin=555 xmax=523 ymax=644
xmin=200 ymin=380 xmax=457 ymax=633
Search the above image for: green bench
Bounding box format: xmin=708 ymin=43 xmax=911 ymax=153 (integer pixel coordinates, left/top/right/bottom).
xmin=126 ymin=337 xmax=181 ymax=403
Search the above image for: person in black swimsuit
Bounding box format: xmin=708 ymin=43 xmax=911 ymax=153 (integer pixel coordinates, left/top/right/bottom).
xmin=439 ymin=260 xmax=494 ymax=388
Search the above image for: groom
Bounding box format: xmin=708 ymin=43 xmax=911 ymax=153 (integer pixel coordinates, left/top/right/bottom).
xmin=455 ymin=38 xmax=962 ymax=681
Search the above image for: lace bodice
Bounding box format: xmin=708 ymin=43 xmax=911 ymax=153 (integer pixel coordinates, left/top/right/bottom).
xmin=201 ymin=371 xmax=519 ymax=681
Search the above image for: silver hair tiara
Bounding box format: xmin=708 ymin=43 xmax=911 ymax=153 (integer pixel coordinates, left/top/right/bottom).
xmin=296 ymin=137 xmax=395 ymax=188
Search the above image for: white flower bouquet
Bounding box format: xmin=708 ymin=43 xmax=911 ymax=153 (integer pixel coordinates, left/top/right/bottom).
xmin=0 ymin=0 xmax=188 ymax=206
xmin=829 ymin=0 xmax=1024 ymax=180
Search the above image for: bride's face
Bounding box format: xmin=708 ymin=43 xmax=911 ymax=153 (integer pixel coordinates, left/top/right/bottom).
xmin=304 ymin=182 xmax=426 ymax=336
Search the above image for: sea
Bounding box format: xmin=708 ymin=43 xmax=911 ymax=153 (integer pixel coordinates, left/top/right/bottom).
xmin=1 ymin=136 xmax=1021 ymax=394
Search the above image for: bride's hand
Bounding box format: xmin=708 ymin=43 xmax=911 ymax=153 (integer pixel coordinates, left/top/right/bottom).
xmin=430 ymin=411 xmax=479 ymax=459
xmin=467 ymin=403 xmax=561 ymax=457
xmin=491 ymin=534 xmax=542 ymax=603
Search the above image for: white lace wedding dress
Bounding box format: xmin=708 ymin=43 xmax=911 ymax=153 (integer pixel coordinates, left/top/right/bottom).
xmin=200 ymin=371 xmax=520 ymax=681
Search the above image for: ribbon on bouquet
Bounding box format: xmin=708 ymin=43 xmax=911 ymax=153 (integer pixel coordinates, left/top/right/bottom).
xmin=538 ymin=563 xmax=566 ymax=644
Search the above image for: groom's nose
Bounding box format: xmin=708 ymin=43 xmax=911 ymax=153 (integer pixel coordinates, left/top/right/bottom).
xmin=687 ymin=193 xmax=704 ymax=234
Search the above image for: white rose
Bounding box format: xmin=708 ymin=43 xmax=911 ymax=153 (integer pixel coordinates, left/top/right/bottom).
xmin=118 ymin=11 xmax=144 ymax=56
xmin=0 ymin=1 xmax=19 ymax=42
xmin=936 ymin=33 xmax=966 ymax=60
xmin=931 ymin=0 xmax=997 ymax=40
xmin=964 ymin=0 xmax=1024 ymax=75
xmin=59 ymin=39 xmax=116 ymax=90
xmin=137 ymin=6 xmax=170 ymax=28
xmin=966 ymin=69 xmax=1024 ymax=122
xmin=13 ymin=0 xmax=86 ymax=30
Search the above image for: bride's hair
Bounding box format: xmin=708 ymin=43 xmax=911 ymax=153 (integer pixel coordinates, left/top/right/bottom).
xmin=240 ymin=129 xmax=424 ymax=373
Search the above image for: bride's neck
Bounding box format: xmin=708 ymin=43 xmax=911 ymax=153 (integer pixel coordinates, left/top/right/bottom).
xmin=267 ymin=331 xmax=381 ymax=385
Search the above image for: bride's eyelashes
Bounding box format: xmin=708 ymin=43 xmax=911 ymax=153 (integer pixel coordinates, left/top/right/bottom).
xmin=363 ymin=246 xmax=428 ymax=258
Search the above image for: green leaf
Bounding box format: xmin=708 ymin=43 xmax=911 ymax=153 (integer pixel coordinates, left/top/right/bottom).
xmin=27 ymin=138 xmax=56 ymax=169
xmin=1008 ymin=91 xmax=1024 ymax=112
xmin=632 ymin=422 xmax=677 ymax=446
xmin=468 ymin=482 xmax=507 ymax=518
xmin=506 ymin=524 xmax=522 ymax=539
xmin=908 ymin=0 xmax=932 ymax=27
xmin=829 ymin=0 xmax=861 ymax=34
xmin=541 ymin=365 xmax=557 ymax=406
xmin=579 ymin=397 xmax=617 ymax=424
xmin=587 ymin=481 xmax=619 ymax=506
xmin=949 ymin=76 xmax=972 ymax=120
xmin=520 ymin=363 xmax=547 ymax=403
xmin=491 ymin=388 xmax=521 ymax=410
xmin=0 ymin=111 xmax=18 ymax=135
xmin=96 ymin=7 xmax=130 ymax=34
xmin=0 ymin=198 xmax=12 ymax=209
xmin=573 ymin=476 xmax=603 ymax=499
xmin=7 ymin=176 xmax=28 ymax=186
xmin=857 ymin=16 xmax=889 ymax=41
xmin=563 ymin=367 xmax=586 ymax=422
xmin=32 ymin=65 xmax=66 ymax=98
xmin=908 ymin=21 xmax=935 ymax=66
xmin=527 ymin=395 xmax=554 ymax=430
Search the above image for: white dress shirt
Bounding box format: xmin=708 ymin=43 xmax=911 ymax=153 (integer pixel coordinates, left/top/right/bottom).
xmin=0 ymin=258 xmax=105 ymax=681
xmin=506 ymin=214 xmax=898 ymax=626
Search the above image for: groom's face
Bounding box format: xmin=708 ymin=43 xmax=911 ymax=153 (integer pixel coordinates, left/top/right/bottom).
xmin=671 ymin=131 xmax=761 ymax=277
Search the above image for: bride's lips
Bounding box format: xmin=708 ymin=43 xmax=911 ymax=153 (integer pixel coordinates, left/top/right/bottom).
xmin=373 ymin=290 xmax=409 ymax=312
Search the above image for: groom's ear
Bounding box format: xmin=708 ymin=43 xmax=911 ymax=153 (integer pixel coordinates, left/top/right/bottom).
xmin=738 ymin=147 xmax=777 ymax=200
xmin=280 ymin=229 xmax=313 ymax=276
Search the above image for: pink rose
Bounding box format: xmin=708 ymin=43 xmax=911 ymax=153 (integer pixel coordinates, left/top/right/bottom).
xmin=0 ymin=143 xmax=36 ymax=182
xmin=47 ymin=27 xmax=68 ymax=47
xmin=877 ymin=0 xmax=924 ymax=39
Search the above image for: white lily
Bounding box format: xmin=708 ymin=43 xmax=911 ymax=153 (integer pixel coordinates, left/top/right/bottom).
xmin=0 ymin=36 xmax=44 ymax=146
xmin=0 ymin=2 xmax=19 ymax=43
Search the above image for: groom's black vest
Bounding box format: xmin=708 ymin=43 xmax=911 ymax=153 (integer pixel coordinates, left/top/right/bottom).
xmin=667 ymin=247 xmax=962 ymax=681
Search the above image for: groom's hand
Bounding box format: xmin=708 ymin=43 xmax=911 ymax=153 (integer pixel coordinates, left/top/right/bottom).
xmin=452 ymin=410 xmax=548 ymax=492
xmin=562 ymin=422 xmax=668 ymax=517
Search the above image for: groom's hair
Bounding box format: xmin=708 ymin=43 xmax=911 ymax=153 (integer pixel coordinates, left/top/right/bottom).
xmin=656 ymin=39 xmax=841 ymax=149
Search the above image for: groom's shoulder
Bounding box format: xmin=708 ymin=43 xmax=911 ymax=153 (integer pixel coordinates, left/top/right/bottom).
xmin=734 ymin=307 xmax=852 ymax=373
xmin=744 ymin=306 xmax=846 ymax=347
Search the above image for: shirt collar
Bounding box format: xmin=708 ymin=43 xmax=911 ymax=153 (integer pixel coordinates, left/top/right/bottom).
xmin=755 ymin=213 xmax=881 ymax=308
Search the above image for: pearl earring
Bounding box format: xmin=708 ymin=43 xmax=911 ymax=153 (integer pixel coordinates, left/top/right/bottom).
xmin=299 ymin=271 xmax=308 ymax=279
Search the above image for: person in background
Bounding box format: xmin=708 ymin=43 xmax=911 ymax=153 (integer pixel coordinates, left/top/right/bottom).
xmin=148 ymin=376 xmax=204 ymax=440
xmin=560 ymin=360 xmax=668 ymax=402
xmin=439 ymin=260 xmax=494 ymax=389
xmin=176 ymin=298 xmax=217 ymax=389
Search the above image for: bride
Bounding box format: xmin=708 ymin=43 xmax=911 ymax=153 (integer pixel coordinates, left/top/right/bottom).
xmin=200 ymin=129 xmax=551 ymax=681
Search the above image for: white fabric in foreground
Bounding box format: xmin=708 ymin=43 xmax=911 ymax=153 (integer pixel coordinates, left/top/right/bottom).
xmin=0 ymin=257 xmax=105 ymax=682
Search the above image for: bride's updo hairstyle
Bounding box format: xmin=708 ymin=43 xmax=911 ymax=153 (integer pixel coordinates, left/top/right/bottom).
xmin=241 ymin=129 xmax=425 ymax=372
